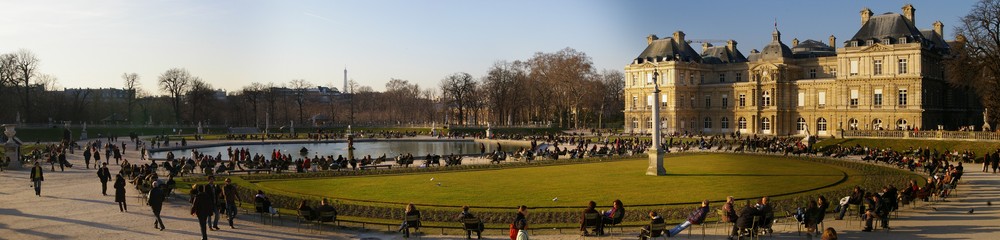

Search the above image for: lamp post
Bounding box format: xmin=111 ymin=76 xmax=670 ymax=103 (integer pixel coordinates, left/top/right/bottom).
xmin=647 ymin=70 xmax=667 ymax=176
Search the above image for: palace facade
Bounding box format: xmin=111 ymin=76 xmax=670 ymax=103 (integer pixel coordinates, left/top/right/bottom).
xmin=624 ymin=4 xmax=982 ymax=137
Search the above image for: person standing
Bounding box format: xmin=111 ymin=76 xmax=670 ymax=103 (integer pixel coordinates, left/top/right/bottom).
xmin=148 ymin=181 xmax=166 ymax=230
xmin=114 ymin=174 xmax=128 ymax=212
xmin=84 ymin=147 xmax=92 ymax=169
xmin=29 ymin=162 xmax=44 ymax=197
xmin=191 ymin=185 xmax=215 ymax=240
xmin=94 ymin=149 xmax=102 ymax=165
xmin=97 ymin=163 xmax=111 ymax=195
xmin=220 ymin=178 xmax=241 ymax=229
xmin=203 ymin=176 xmax=221 ymax=230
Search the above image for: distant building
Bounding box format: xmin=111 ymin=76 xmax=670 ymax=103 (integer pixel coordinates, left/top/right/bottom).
xmin=624 ymin=4 xmax=981 ymax=136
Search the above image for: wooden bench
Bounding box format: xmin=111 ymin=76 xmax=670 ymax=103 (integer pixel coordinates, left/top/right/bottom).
xmin=360 ymin=164 xmax=392 ymax=170
xmin=228 ymin=169 xmax=272 ymax=175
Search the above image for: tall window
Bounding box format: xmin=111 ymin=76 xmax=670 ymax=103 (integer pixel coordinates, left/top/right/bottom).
xmin=898 ymin=59 xmax=908 ymax=74
xmin=631 ymin=117 xmax=638 ymax=129
xmin=722 ymin=95 xmax=729 ymax=108
xmin=631 ymin=96 xmax=637 ymax=110
xmin=850 ymin=89 xmax=859 ymax=106
xmin=797 ymin=92 xmax=805 ymax=107
xmin=796 ymin=117 xmax=806 ymax=131
xmin=830 ymin=68 xmax=837 ymax=77
xmin=705 ymin=96 xmax=711 ymax=109
xmin=761 ymin=117 xmax=771 ymax=131
xmin=874 ymin=89 xmax=883 ymax=106
xmin=762 ymin=91 xmax=772 ymax=107
xmin=680 ymin=73 xmax=685 ymax=85
xmin=721 ymin=117 xmax=730 ymax=129
xmin=700 ymin=74 xmax=704 ymax=84
xmin=719 ymin=73 xmax=726 ymax=83
xmin=817 ymin=118 xmax=828 ymax=132
xmin=738 ymin=94 xmax=746 ymax=107
xmin=661 ymin=94 xmax=668 ymax=107
xmin=690 ymin=97 xmax=695 ymax=108
xmin=646 ymin=72 xmax=653 ymax=84
xmin=809 ymin=69 xmax=816 ymax=78
xmin=736 ymin=73 xmax=742 ymax=82
xmin=850 ymin=60 xmax=859 ymax=76
xmin=647 ymin=95 xmax=653 ymax=108
xmin=818 ymin=91 xmax=827 ymax=106
xmin=631 ymin=76 xmax=637 ymax=86
xmin=898 ymin=89 xmax=908 ymax=106
xmin=704 ymin=117 xmax=712 ymax=129
xmin=873 ymin=60 xmax=882 ymax=75
xmin=738 ymin=117 xmax=747 ymax=130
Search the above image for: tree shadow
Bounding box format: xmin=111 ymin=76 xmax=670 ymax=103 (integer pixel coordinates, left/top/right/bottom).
xmin=0 ymin=222 xmax=70 ymax=239
xmin=0 ymin=208 xmax=142 ymax=234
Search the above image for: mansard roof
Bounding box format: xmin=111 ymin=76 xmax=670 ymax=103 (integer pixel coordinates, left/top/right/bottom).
xmin=850 ymin=13 xmax=923 ymax=42
xmin=792 ymin=39 xmax=836 ymax=58
xmin=701 ymin=46 xmax=747 ymax=64
xmin=635 ymin=38 xmax=702 ymax=63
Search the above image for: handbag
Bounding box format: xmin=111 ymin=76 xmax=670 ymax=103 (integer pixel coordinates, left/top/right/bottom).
xmin=509 ymin=224 xmax=517 ymax=240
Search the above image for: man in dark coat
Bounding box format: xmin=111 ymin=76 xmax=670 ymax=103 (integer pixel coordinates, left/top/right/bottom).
xmin=29 ymin=162 xmax=44 ymax=196
xmin=731 ymin=202 xmax=761 ymax=239
xmin=148 ymin=181 xmax=166 ymax=230
xmin=221 ymin=178 xmax=241 ymax=229
xmin=114 ymin=174 xmax=128 ymax=212
xmin=97 ymin=163 xmax=111 ymax=195
xmin=83 ymin=148 xmax=92 ymax=169
xmin=191 ymin=185 xmax=215 ymax=240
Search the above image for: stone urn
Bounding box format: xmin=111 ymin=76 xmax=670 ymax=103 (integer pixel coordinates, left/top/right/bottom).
xmin=3 ymin=124 xmax=14 ymax=144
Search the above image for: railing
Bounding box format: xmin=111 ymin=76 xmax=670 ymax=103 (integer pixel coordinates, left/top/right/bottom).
xmin=842 ymin=130 xmax=1000 ymax=142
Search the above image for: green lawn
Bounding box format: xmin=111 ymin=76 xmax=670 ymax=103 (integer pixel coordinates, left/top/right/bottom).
xmin=255 ymin=154 xmax=847 ymax=207
xmin=816 ymin=138 xmax=1000 ymax=158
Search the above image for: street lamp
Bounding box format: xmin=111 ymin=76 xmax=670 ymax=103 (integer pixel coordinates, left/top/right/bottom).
xmin=646 ymin=69 xmax=666 ymax=176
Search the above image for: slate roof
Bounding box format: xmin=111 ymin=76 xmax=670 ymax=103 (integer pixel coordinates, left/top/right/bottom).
xmin=792 ymin=39 xmax=836 ymax=58
xmin=849 ymin=13 xmax=922 ymax=43
xmin=920 ymin=30 xmax=950 ymax=51
xmin=701 ymin=46 xmax=748 ymax=64
xmin=635 ymin=38 xmax=702 ymax=63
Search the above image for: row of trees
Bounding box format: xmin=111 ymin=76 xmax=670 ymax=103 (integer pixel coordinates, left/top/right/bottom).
xmin=948 ymin=0 xmax=1000 ymax=126
xmin=0 ymin=47 xmax=624 ymax=129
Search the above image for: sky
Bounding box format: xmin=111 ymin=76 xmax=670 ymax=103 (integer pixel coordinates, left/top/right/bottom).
xmin=0 ymin=0 xmax=979 ymax=95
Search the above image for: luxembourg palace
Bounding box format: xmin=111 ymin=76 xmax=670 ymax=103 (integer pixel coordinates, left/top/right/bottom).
xmin=624 ymin=4 xmax=983 ymax=137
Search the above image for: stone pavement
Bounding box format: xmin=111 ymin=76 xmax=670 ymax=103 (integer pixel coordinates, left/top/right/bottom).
xmin=1 ymin=139 xmax=998 ymax=239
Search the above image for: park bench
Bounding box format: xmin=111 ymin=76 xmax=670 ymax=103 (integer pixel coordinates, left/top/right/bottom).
xmin=228 ymin=169 xmax=272 ymax=175
xmin=360 ymin=164 xmax=392 ymax=170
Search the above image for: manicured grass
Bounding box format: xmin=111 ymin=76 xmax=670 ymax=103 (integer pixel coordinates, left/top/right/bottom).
xmin=255 ymin=154 xmax=846 ymax=207
xmin=815 ymin=138 xmax=1000 ymax=158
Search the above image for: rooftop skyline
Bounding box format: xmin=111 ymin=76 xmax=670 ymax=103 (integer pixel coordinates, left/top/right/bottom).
xmin=0 ymin=0 xmax=976 ymax=95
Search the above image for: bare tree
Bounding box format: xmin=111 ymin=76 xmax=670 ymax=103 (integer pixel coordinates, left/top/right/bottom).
xmin=440 ymin=72 xmax=477 ymax=125
xmin=186 ymin=78 xmax=216 ymax=123
xmin=241 ymin=82 xmax=266 ymax=127
xmin=14 ymin=49 xmax=39 ymax=122
xmin=289 ymin=79 xmax=313 ymax=124
xmin=949 ymin=0 xmax=1000 ymax=125
xmin=157 ymin=68 xmax=193 ymax=124
xmin=122 ymin=72 xmax=140 ymax=123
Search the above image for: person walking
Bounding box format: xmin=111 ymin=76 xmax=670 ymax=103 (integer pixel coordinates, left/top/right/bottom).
xmin=148 ymin=181 xmax=166 ymax=231
xmin=114 ymin=174 xmax=128 ymax=212
xmin=191 ymin=185 xmax=215 ymax=240
xmin=97 ymin=163 xmax=111 ymax=195
xmin=203 ymin=176 xmax=221 ymax=231
xmin=94 ymin=149 xmax=102 ymax=165
xmin=221 ymin=178 xmax=241 ymax=229
xmin=512 ymin=205 xmax=529 ymax=240
xmin=29 ymin=162 xmax=44 ymax=197
xmin=83 ymin=147 xmax=92 ymax=169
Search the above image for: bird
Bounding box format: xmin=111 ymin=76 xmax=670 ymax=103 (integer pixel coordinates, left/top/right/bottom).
xmin=436 ymin=182 xmax=442 ymax=187
xmin=430 ymin=178 xmax=434 ymax=181
xmin=552 ymin=197 xmax=559 ymax=202
xmin=968 ymin=208 xmax=975 ymax=214
xmin=988 ymin=201 xmax=992 ymax=206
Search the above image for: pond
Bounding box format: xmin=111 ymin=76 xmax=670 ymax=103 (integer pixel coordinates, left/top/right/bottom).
xmin=148 ymin=140 xmax=521 ymax=160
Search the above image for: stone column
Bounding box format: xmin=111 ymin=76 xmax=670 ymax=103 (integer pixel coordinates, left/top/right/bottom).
xmin=647 ymin=71 xmax=666 ymax=176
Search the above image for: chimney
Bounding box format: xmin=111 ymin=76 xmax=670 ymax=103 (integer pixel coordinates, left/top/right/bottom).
xmin=727 ymin=40 xmax=737 ymax=52
xmin=702 ymin=42 xmax=713 ymax=53
xmin=902 ymin=4 xmax=915 ymax=26
xmin=673 ymin=31 xmax=686 ymax=48
xmin=829 ymin=35 xmax=836 ymax=49
xmin=647 ymin=34 xmax=659 ymax=44
xmin=792 ymin=38 xmax=799 ymax=48
xmin=861 ymin=8 xmax=873 ymax=26
xmin=933 ymin=21 xmax=943 ymax=36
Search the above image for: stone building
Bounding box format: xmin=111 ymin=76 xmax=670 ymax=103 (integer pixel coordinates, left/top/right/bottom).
xmin=624 ymin=4 xmax=982 ymax=137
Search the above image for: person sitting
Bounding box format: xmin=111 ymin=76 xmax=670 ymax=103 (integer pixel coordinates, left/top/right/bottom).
xmin=254 ymin=190 xmax=272 ymax=214
xmin=731 ymin=201 xmax=761 ymax=240
xmin=666 ymin=199 xmax=709 ymax=237
xmin=298 ymin=200 xmax=317 ymax=221
xmin=601 ymin=199 xmax=625 ymax=226
xmin=821 ymin=227 xmax=838 ymax=240
xmin=836 ymin=186 xmax=865 ymax=220
xmin=399 ymin=203 xmax=421 ymax=238
xmin=579 ymin=201 xmax=603 ymax=236
xmin=722 ymin=196 xmax=738 ymax=224
xmin=756 ymin=196 xmax=774 ymax=234
xmin=638 ymin=211 xmax=665 ymax=240
xmin=315 ymin=198 xmax=337 ymax=222
xmin=457 ymin=206 xmax=483 ymax=239
xmin=803 ymin=200 xmax=822 ymax=238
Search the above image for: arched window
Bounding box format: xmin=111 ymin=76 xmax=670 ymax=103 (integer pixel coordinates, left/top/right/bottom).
xmin=796 ymin=117 xmax=806 ymax=131
xmin=762 ymin=91 xmax=772 ymax=106
xmin=660 ymin=117 xmax=668 ymax=129
xmin=704 ymin=117 xmax=712 ymax=129
xmin=738 ymin=117 xmax=747 ymax=130
xmin=818 ymin=118 xmax=828 ymax=132
xmin=872 ymin=119 xmax=883 ymax=130
xmin=761 ymin=117 xmax=771 ymax=131
xmin=721 ymin=117 xmax=730 ymax=129
xmin=896 ymin=119 xmax=908 ymax=130
xmin=848 ymin=118 xmax=859 ymax=130
xmin=645 ymin=117 xmax=652 ymax=129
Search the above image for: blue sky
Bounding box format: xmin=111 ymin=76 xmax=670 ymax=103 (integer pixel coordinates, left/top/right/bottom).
xmin=0 ymin=0 xmax=977 ymax=94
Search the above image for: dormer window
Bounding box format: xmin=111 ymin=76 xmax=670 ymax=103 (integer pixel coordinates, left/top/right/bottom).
xmin=866 ymin=40 xmax=874 ymax=46
xmin=883 ymin=38 xmax=892 ymax=44
xmin=851 ymin=41 xmax=859 ymax=47
xmin=899 ymin=37 xmax=907 ymax=44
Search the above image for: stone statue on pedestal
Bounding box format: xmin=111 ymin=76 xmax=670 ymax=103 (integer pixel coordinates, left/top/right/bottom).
xmin=3 ymin=124 xmax=21 ymax=170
